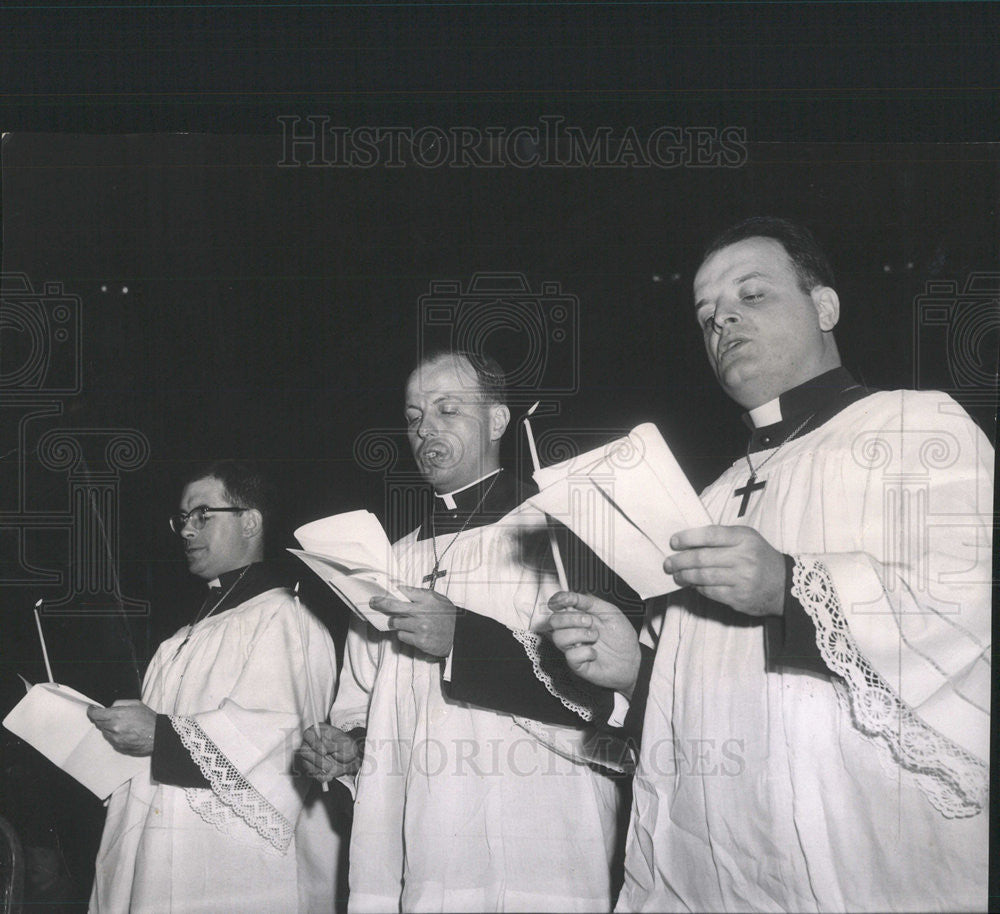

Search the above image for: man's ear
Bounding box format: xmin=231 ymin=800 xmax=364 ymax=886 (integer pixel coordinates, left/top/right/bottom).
xmin=240 ymin=508 xmax=264 ymax=539
xmin=811 ymin=286 xmax=840 ymax=332
xmin=489 ymin=404 xmax=511 ymax=442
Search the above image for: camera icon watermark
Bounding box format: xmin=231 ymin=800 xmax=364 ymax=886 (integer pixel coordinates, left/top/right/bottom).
xmin=0 ymin=273 xmax=82 ymax=395
xmin=418 ymin=272 xmax=579 ymax=399
xmin=913 ymin=273 xmax=999 ymax=403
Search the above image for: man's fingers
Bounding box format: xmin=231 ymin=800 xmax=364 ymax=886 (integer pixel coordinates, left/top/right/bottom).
xmin=302 ymin=727 xmax=329 ymax=752
xmin=671 ymin=566 xmax=734 ymax=588
xmin=545 ymin=611 xmax=594 ymax=631
xmin=563 ymin=645 xmax=598 ymax=670
xmin=297 ymin=745 xmax=325 ymax=768
xmin=386 ymin=614 xmax=419 ymax=634
xmin=550 ymin=627 xmax=599 ymax=652
xmin=547 ymin=591 xmax=615 ymax=614
xmin=371 ymin=595 xmax=411 ymax=615
xmin=398 ymin=585 xmax=429 ymax=599
xmin=297 ymin=752 xmax=332 ymax=779
xmin=394 ymin=630 xmax=421 ymax=650
xmin=663 ymin=546 xmax=736 ymax=575
xmin=329 ymin=742 xmax=359 ymax=763
xmin=669 ymin=525 xmax=743 ymax=551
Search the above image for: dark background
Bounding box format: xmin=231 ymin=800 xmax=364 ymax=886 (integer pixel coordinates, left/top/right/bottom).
xmin=0 ymin=2 xmax=996 ymax=909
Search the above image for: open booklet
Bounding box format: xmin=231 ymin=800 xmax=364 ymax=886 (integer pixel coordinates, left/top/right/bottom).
xmin=290 ymin=509 xmax=410 ymax=632
xmin=530 ymin=422 xmax=712 ymax=600
xmin=3 ymin=682 xmax=150 ymax=799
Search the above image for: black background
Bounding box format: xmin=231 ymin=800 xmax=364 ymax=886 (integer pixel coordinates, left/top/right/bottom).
xmin=0 ymin=2 xmax=996 ymax=909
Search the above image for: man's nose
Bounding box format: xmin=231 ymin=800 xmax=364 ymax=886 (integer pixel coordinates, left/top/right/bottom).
xmin=711 ymin=302 xmax=742 ymax=331
xmin=180 ymin=522 xmax=198 ymax=539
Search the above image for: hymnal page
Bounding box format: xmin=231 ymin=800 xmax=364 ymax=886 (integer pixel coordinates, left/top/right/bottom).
xmin=3 ymin=683 xmax=150 ymax=799
xmin=291 ymin=510 xmax=410 ymax=632
xmin=530 ymin=423 xmax=711 ymax=599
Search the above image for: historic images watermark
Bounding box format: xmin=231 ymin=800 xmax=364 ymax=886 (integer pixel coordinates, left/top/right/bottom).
xmin=0 ymin=273 xmax=149 ymax=617
xmin=352 ymin=271 xmax=642 ymax=605
xmin=834 ymin=274 xmax=999 ymax=622
xmin=912 ymin=272 xmax=999 ymax=403
xmin=289 ymin=732 xmax=747 ymax=779
xmin=278 ymin=116 xmax=748 ymax=169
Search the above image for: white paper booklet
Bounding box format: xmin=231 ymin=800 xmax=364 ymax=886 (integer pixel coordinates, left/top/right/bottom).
xmin=3 ymin=683 xmax=150 ymax=799
xmin=290 ymin=509 xmax=410 ymax=632
xmin=530 ymin=423 xmax=712 ymax=599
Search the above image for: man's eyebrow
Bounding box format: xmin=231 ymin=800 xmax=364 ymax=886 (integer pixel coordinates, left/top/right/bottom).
xmin=695 ymin=270 xmax=771 ymax=309
xmin=735 ymin=271 xmax=767 ymax=284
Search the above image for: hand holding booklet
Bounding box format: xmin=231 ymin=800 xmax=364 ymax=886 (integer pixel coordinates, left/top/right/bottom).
xmin=530 ymin=423 xmax=712 ymax=600
xmin=290 ymin=509 xmax=409 ymax=632
xmin=3 ymin=682 xmax=150 ymax=799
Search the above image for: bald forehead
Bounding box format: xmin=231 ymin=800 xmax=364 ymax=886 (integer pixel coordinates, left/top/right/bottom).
xmin=694 ymin=237 xmax=797 ymax=302
xmin=406 ymin=355 xmax=484 ymax=399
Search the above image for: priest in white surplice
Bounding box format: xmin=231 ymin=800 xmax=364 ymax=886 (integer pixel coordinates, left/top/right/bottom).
xmin=548 ymin=218 xmax=991 ymax=912
xmin=298 ymin=351 xmax=623 ymax=913
xmin=88 ymin=461 xmax=342 ymax=913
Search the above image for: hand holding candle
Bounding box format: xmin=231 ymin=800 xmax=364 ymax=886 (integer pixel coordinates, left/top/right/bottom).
xmin=293 ymin=582 xmax=329 ymax=792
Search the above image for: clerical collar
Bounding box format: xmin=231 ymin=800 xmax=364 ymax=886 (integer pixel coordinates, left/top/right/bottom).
xmin=204 ymin=562 xmax=287 ymax=608
xmin=742 ymin=367 xmax=871 ymax=455
xmin=419 ymin=468 xmax=526 ymax=540
xmin=435 ymin=468 xmax=503 ymax=510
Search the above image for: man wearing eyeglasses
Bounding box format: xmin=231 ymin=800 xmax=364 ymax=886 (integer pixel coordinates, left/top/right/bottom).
xmin=88 ymin=461 xmax=342 ymax=913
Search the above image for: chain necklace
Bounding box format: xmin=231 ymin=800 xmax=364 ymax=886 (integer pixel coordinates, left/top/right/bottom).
xmin=733 ymin=412 xmax=816 ymax=518
xmin=423 ymin=470 xmax=502 ymax=590
xmin=173 ymin=564 xmax=252 ymax=658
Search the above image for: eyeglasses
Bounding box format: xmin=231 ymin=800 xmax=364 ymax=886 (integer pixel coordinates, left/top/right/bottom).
xmin=169 ymin=505 xmax=248 ymax=534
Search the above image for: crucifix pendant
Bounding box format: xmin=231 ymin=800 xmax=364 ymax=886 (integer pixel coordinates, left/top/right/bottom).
xmin=734 ymin=474 xmax=766 ymax=517
xmin=422 ymin=567 xmax=447 ymax=590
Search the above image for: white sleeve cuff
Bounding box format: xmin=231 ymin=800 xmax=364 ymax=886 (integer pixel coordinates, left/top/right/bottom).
xmin=442 ymin=647 xmax=454 ymax=682
xmin=608 ymin=690 xmax=631 ymax=728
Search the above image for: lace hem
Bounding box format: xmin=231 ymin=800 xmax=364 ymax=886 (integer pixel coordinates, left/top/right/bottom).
xmin=791 ymin=558 xmax=988 ymax=818
xmin=170 ymin=716 xmax=294 ymax=852
xmin=511 ymin=629 xmax=595 ymax=722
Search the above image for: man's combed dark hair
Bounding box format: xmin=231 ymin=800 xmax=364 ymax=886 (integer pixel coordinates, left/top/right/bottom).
xmin=184 ymin=459 xmax=271 ymax=524
xmin=702 ymin=216 xmax=835 ymax=292
xmin=418 ymin=349 xmax=508 ymax=407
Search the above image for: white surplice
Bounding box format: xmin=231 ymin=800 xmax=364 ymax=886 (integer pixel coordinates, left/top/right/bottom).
xmin=90 ymin=587 xmax=341 ymax=913
xmin=331 ymin=506 xmax=620 ymax=913
xmin=620 ymin=390 xmax=991 ymax=913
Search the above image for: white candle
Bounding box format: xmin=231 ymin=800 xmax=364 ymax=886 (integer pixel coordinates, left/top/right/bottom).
xmin=294 ymin=583 xmax=329 ymax=792
xmin=33 ymin=599 xmax=55 ymax=684
xmin=523 ymin=407 xmax=570 ymax=592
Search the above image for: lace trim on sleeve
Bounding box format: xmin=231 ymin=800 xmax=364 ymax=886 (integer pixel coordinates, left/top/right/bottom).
xmin=791 ymin=558 xmax=988 ymax=818
xmin=511 ymin=628 xmax=595 ymax=723
xmin=513 ymin=715 xmax=630 ymax=774
xmin=170 ymin=716 xmax=293 ymax=852
xmin=329 ymin=716 xmax=367 ymax=734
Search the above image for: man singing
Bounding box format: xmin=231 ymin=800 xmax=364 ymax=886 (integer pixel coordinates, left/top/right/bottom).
xmin=548 ymin=218 xmax=991 ymax=912
xmin=299 ymin=351 xmax=622 ymax=912
xmin=89 ymin=461 xmax=342 ymax=912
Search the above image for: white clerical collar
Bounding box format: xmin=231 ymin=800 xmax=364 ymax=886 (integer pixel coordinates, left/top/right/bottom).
xmin=748 ymin=397 xmax=783 ymax=428
xmin=436 ymin=468 xmax=502 ymax=510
